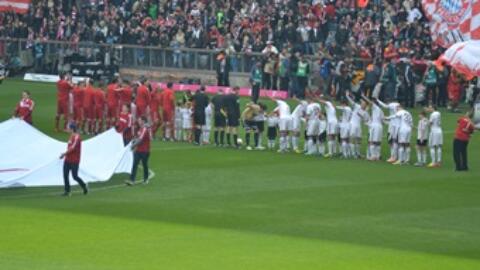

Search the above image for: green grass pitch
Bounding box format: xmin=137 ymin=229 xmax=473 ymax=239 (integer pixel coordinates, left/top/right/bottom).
xmin=0 ymin=79 xmax=480 ymax=269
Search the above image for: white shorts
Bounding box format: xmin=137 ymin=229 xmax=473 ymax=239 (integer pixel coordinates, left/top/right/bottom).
xmin=369 ymin=123 xmax=383 ymax=142
xmin=388 ymin=125 xmax=399 ymax=141
xmin=182 ymin=121 xmax=192 ymax=129
xmin=175 ymin=119 xmax=182 ymax=129
xmin=327 ymin=121 xmax=338 ymax=136
xmin=428 ymin=129 xmax=443 ymax=147
xmin=339 ymin=122 xmax=350 ymax=139
xmin=398 ymin=128 xmax=412 ymax=144
xmin=278 ymin=116 xmax=292 ymax=132
xmin=349 ymin=124 xmax=362 ymax=139
xmin=306 ymin=119 xmax=320 ymax=136
xmin=290 ymin=117 xmax=301 ymax=132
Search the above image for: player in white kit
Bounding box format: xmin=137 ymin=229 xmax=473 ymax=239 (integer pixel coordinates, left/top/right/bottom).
xmin=361 ymin=95 xmax=384 ymax=161
xmin=290 ymin=100 xmax=308 ymax=153
xmin=346 ymin=92 xmax=369 ymax=159
xmin=336 ymin=99 xmax=352 ymax=158
xmin=415 ymin=110 xmax=429 ymax=166
xmin=376 ymin=98 xmax=400 ymax=163
xmin=305 ymin=100 xmax=321 ymax=155
xmin=174 ymin=101 xmax=183 ymax=141
xmin=427 ymin=106 xmax=443 ymax=167
xmin=318 ymin=97 xmax=338 ymax=157
xmin=202 ymin=102 xmax=213 ymax=144
xmin=270 ymin=97 xmax=292 ymax=153
xmin=386 ymin=105 xmax=413 ymax=165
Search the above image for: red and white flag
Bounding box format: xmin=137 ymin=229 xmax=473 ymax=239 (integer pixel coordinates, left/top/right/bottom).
xmin=0 ymin=0 xmax=31 ymax=14
xmin=422 ymin=0 xmax=480 ymax=48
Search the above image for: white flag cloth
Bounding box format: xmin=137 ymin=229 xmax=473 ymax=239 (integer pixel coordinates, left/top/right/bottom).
xmin=438 ymin=40 xmax=480 ymax=79
xmin=0 ymin=119 xmax=133 ymax=188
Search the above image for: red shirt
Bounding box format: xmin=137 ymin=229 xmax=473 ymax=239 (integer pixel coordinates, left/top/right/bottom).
xmin=83 ymin=86 xmax=95 ymax=108
xmin=57 ymin=79 xmax=72 ymax=103
xmin=15 ymin=98 xmax=34 ymax=118
xmin=161 ymin=88 xmax=175 ymax=111
xmin=455 ymin=116 xmax=475 ymax=141
xmin=136 ymin=85 xmax=151 ymax=108
xmin=120 ymin=86 xmax=132 ymax=105
xmin=150 ymin=90 xmax=160 ymax=113
xmin=73 ymin=87 xmax=84 ymax=108
xmin=117 ymin=112 xmax=132 ymax=132
xmin=94 ymin=89 xmax=105 ymax=108
xmin=106 ymin=83 xmax=119 ymax=107
xmin=65 ymin=133 xmax=81 ymax=164
xmin=136 ymin=126 xmax=151 ymax=153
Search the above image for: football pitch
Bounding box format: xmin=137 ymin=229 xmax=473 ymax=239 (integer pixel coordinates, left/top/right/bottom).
xmin=1 ymin=79 xmax=480 ymax=269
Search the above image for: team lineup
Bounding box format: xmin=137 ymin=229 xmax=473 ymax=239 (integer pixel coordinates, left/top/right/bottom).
xmin=12 ymin=73 xmax=476 ymax=183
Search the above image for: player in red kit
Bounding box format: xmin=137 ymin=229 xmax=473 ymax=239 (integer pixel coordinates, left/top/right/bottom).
xmin=116 ymin=104 xmax=134 ymax=146
xmin=83 ymin=79 xmax=96 ymax=134
xmin=94 ymin=82 xmax=106 ymax=134
xmin=119 ymin=80 xmax=133 ymax=109
xmin=126 ymin=117 xmax=152 ymax=185
xmin=72 ymin=81 xmax=84 ymax=128
xmin=161 ymin=82 xmax=175 ymax=140
xmin=13 ymin=91 xmax=35 ymax=124
xmin=135 ymin=78 xmax=151 ymax=118
xmin=149 ymin=86 xmax=161 ymax=138
xmin=55 ymin=73 xmax=73 ymax=132
xmin=106 ymin=77 xmax=120 ymax=129
xmin=59 ymin=123 xmax=88 ymax=196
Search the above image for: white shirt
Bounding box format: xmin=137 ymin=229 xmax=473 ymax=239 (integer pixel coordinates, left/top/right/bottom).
xmin=181 ymin=108 xmax=192 ymax=123
xmin=306 ymin=103 xmax=321 ymax=121
xmin=274 ymin=100 xmax=291 ymax=118
xmin=370 ymin=103 xmax=384 ymax=125
xmin=337 ymin=105 xmax=352 ymax=123
xmin=429 ymin=111 xmax=442 ymax=132
xmin=378 ymin=100 xmax=400 ymax=127
xmin=267 ymin=116 xmax=278 ymax=127
xmin=319 ymin=119 xmax=327 ymax=133
xmin=397 ymin=110 xmax=413 ymax=131
xmin=324 ymin=101 xmax=337 ymax=123
xmin=292 ymin=102 xmax=307 ymax=119
xmin=417 ymin=118 xmax=429 ymax=140
xmin=175 ymin=107 xmax=182 ymax=121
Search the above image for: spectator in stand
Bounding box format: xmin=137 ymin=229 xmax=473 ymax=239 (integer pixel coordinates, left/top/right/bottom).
xmin=216 ymin=50 xmax=230 ymax=87
xmin=423 ymin=63 xmax=438 ymax=106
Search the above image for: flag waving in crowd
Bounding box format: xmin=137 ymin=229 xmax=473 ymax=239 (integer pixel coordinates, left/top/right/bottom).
xmin=423 ymin=0 xmax=480 ymax=47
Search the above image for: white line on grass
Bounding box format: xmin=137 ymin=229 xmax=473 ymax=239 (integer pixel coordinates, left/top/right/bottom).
xmin=0 ymin=169 xmax=156 ymax=200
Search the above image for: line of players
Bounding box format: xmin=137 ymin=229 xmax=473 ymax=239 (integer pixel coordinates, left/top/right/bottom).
xmin=266 ymin=93 xmax=443 ymax=167
xmin=54 ymin=73 xmax=443 ymax=167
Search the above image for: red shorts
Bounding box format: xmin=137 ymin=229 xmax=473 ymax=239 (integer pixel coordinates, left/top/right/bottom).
xmin=57 ymin=100 xmax=68 ymax=115
xmin=163 ymin=109 xmax=173 ymax=123
xmin=137 ymin=106 xmax=147 ymax=118
xmin=96 ymin=107 xmax=104 ymax=119
xmin=151 ymin=110 xmax=160 ymax=122
xmin=73 ymin=107 xmax=83 ymax=122
xmin=107 ymin=105 xmax=118 ymax=118
xmin=83 ymin=106 xmax=95 ymax=120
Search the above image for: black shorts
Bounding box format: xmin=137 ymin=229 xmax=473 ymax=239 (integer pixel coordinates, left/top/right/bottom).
xmin=417 ymin=139 xmax=427 ymax=146
xmin=256 ymin=121 xmax=265 ymax=133
xmin=318 ymin=131 xmax=326 ymax=142
xmin=214 ymin=112 xmax=226 ymax=128
xmin=243 ymin=120 xmax=258 ymax=132
xmin=194 ymin=111 xmax=206 ymax=126
xmin=227 ymin=114 xmax=239 ymax=127
xmin=267 ymin=126 xmax=277 ymax=140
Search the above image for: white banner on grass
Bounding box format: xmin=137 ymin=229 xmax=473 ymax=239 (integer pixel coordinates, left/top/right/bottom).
xmin=23 ymin=73 xmax=88 ymax=84
xmin=0 ymin=119 xmax=133 ymax=188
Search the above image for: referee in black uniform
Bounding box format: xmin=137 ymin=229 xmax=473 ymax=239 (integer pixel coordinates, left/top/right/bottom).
xmin=224 ymin=86 xmax=241 ymax=148
xmin=211 ymin=88 xmax=227 ymax=146
xmin=192 ymin=86 xmax=209 ymax=145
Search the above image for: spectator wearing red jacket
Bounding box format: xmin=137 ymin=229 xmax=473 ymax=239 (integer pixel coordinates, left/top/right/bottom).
xmin=59 ymin=123 xmax=88 ymax=196
xmin=13 ymin=91 xmax=35 ymax=125
xmin=453 ymin=113 xmax=475 ymax=171
xmin=127 ymin=117 xmax=152 ymax=185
